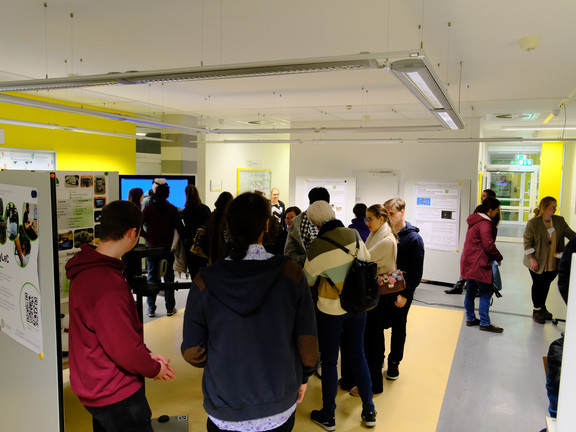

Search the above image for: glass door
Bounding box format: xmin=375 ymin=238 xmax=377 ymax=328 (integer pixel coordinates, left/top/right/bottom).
xmin=485 ymin=168 xmax=539 ymax=241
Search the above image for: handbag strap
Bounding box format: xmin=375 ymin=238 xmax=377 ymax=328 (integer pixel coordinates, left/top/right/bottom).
xmin=316 ymin=232 xmax=360 ymax=297
xmin=317 ymin=232 xmax=360 ymax=258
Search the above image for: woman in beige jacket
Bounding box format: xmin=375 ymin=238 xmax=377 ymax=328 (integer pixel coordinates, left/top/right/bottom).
xmin=523 ymin=196 xmax=576 ymax=324
xmin=341 ymin=204 xmax=397 ymax=395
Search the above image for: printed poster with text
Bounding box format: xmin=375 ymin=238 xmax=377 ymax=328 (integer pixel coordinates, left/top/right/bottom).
xmin=0 ymin=183 xmax=42 ymax=354
xmin=56 ymin=172 xmax=110 ymax=300
xmin=413 ymin=182 xmax=461 ymax=252
xmin=304 ymin=178 xmax=348 ymax=222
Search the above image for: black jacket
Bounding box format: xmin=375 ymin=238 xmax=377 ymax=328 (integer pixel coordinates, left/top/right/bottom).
xmin=396 ymin=221 xmax=425 ymax=300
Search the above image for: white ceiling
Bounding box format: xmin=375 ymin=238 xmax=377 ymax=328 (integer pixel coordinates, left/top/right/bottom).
xmin=2 ymin=0 xmax=576 ymax=141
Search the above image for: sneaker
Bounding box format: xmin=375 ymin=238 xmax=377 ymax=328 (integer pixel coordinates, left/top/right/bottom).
xmin=533 ymin=309 xmax=546 ymax=324
xmin=147 ymin=310 xmax=156 ymax=318
xmin=386 ymin=362 xmax=399 ymax=380
xmin=466 ymin=318 xmax=480 ymax=327
xmin=311 ymin=410 xmax=336 ymax=431
xmin=362 ymin=411 xmax=377 ymax=428
xmin=479 ymin=323 xmax=504 ymax=333
xmin=167 ymin=309 xmax=177 ymax=316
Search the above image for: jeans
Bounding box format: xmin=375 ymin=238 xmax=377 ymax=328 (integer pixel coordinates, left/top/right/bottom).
xmin=340 ymin=293 xmax=412 ymax=393
xmin=316 ymin=310 xmax=375 ymax=417
xmin=86 ymin=386 xmax=154 ymax=432
xmin=464 ymin=280 xmax=493 ymax=326
xmin=529 ymin=270 xmax=558 ymax=309
xmin=206 ymin=412 xmax=295 ymax=432
xmin=146 ymin=249 xmax=175 ymax=313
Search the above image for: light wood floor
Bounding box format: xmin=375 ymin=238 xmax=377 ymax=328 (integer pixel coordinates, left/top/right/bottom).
xmin=63 ymin=304 xmax=463 ymax=431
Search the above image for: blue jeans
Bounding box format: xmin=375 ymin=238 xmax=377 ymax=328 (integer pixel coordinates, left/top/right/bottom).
xmin=85 ymin=386 xmax=154 ymax=432
xmin=316 ymin=310 xmax=375 ymax=417
xmin=464 ymin=280 xmax=493 ymax=326
xmin=146 ymin=249 xmax=175 ymax=313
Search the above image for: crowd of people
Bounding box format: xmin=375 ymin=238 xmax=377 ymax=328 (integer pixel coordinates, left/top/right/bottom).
xmin=65 ymin=181 xmax=573 ymax=432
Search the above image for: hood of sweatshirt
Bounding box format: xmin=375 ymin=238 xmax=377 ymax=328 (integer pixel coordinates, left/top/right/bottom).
xmin=398 ymin=221 xmax=420 ymax=236
xmin=466 ymin=212 xmax=492 ymax=229
xmin=199 ymin=255 xmax=288 ymax=316
xmin=65 ymin=243 xmax=124 ymax=281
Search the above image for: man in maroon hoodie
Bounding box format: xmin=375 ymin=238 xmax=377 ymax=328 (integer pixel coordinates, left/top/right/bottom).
xmin=66 ymin=200 xmax=176 ymax=432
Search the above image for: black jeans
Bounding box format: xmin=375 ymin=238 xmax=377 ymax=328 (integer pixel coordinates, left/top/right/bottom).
xmin=530 ymin=269 xmax=558 ymax=308
xmin=340 ymin=293 xmax=412 ymax=394
xmin=206 ymin=412 xmax=295 ymax=432
xmin=85 ymin=386 xmax=154 ymax=432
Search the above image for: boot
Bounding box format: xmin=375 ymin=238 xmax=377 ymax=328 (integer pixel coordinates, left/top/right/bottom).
xmin=533 ymin=309 xmax=546 ymax=324
xmin=542 ymin=306 xmax=553 ymax=320
xmin=445 ymin=279 xmax=465 ymax=294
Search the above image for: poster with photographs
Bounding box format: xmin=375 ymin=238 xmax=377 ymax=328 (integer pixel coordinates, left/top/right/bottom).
xmin=55 ymin=172 xmax=114 ymax=300
xmin=413 ymin=182 xmax=461 ymax=251
xmin=0 ymin=184 xmax=42 ymax=354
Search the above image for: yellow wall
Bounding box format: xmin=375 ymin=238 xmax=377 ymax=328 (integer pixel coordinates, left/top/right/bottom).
xmin=539 ymin=141 xmax=564 ymax=202
xmin=0 ymin=94 xmax=136 ymax=174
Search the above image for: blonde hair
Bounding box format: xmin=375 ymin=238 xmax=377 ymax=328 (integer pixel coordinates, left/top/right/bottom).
xmin=383 ymin=197 xmax=406 ymax=212
xmin=533 ymin=196 xmax=557 ymax=218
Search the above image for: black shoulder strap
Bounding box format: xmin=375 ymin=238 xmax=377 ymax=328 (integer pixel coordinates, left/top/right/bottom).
xmin=317 ymin=233 xmax=359 ymax=258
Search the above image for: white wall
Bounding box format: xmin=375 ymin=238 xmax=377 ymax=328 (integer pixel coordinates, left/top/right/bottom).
xmin=203 ymin=139 xmax=290 ymax=209
xmin=289 ymin=135 xmax=480 ymax=283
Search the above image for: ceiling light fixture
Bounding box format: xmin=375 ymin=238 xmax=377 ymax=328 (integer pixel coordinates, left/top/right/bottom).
xmin=502 ymin=126 xmax=576 ymax=131
xmin=416 ymin=137 xmax=564 ymax=143
xmin=389 ymin=57 xmax=465 ymax=130
xmin=0 ymin=118 xmax=173 ymax=142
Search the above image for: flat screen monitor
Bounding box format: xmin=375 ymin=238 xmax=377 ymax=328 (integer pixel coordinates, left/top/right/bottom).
xmin=119 ymin=175 xmax=196 ymax=209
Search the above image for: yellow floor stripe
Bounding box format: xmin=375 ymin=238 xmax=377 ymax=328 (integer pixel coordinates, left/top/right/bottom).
xmin=64 ymin=305 xmax=463 ymax=431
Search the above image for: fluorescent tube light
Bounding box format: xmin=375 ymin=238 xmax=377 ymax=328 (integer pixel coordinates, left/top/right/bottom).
xmin=390 ymin=57 xmax=465 ymax=130
xmin=0 ymin=52 xmax=419 ymax=92
xmin=502 ymin=126 xmax=576 ymax=131
xmin=0 ymin=118 xmax=173 ymax=142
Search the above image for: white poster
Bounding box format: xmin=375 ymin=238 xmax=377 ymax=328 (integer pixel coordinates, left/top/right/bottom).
xmin=0 ymin=184 xmax=42 ymax=354
xmin=304 ymin=178 xmax=349 ymax=222
xmin=55 ymin=172 xmax=111 ymax=299
xmin=413 ymin=182 xmax=461 ymax=252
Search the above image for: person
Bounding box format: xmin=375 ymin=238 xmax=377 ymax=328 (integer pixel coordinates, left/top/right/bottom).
xmin=142 ymin=183 xmax=185 ymax=317
xmin=263 ymin=212 xmax=285 ymax=254
xmin=182 ymin=192 xmax=318 ymax=432
xmin=285 ymin=187 xmax=330 ymax=267
xmin=348 ymin=203 xmax=370 ymax=242
xmin=206 ymin=191 xmax=234 ymax=264
xmin=285 ymin=206 xmax=301 ymax=229
xmin=66 ymin=200 xmax=175 ymax=432
xmin=142 ymin=178 xmax=166 ymax=208
xmin=558 ymin=235 xmax=576 ymax=303
xmin=181 ymin=185 xmax=211 ymax=277
xmin=461 ymin=197 xmax=504 ymax=333
xmin=446 ymin=188 xmax=497 ymax=294
xmin=340 ymin=204 xmax=397 ymax=395
xmin=271 ymin=187 xmax=286 ymax=229
xmin=304 ymin=200 xmax=377 ymax=430
xmin=523 ymin=196 xmax=576 ymax=324
xmin=127 ymin=187 xmax=144 ymax=208
xmin=382 ymin=198 xmax=424 ymax=379
xmin=276 ymin=206 xmax=301 ymax=255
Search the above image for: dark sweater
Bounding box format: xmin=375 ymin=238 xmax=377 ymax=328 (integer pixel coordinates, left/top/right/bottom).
xmin=396 ymin=222 xmax=425 ymax=301
xmin=348 ymin=217 xmax=370 ymax=242
xmin=181 ymin=255 xmax=318 ymax=421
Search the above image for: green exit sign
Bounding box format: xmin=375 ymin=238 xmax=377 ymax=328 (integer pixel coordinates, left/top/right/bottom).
xmin=515 ymin=154 xmax=527 ymax=160
xmin=510 ymin=159 xmax=533 ymax=166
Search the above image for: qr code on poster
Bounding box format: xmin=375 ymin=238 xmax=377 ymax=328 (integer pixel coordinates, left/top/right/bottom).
xmin=25 ymin=292 xmax=39 ymax=327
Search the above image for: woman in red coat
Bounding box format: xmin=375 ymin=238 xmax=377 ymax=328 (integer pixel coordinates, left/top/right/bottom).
xmin=460 ymin=197 xmax=504 ymax=333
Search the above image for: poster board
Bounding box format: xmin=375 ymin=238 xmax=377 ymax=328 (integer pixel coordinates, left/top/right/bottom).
xmin=55 ymin=171 xmax=119 ymax=300
xmin=403 ymin=179 xmax=470 ymax=284
xmin=294 ymin=177 xmax=356 ymax=224
xmin=237 ymin=169 xmax=272 ymax=197
xmin=0 ymin=170 xmax=63 ymax=432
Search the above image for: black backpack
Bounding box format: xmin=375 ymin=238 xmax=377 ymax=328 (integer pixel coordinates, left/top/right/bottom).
xmin=318 ymin=234 xmax=379 ymax=314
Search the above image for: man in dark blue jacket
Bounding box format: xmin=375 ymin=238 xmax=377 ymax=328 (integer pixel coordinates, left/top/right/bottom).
xmin=383 ymin=198 xmax=425 ymax=380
